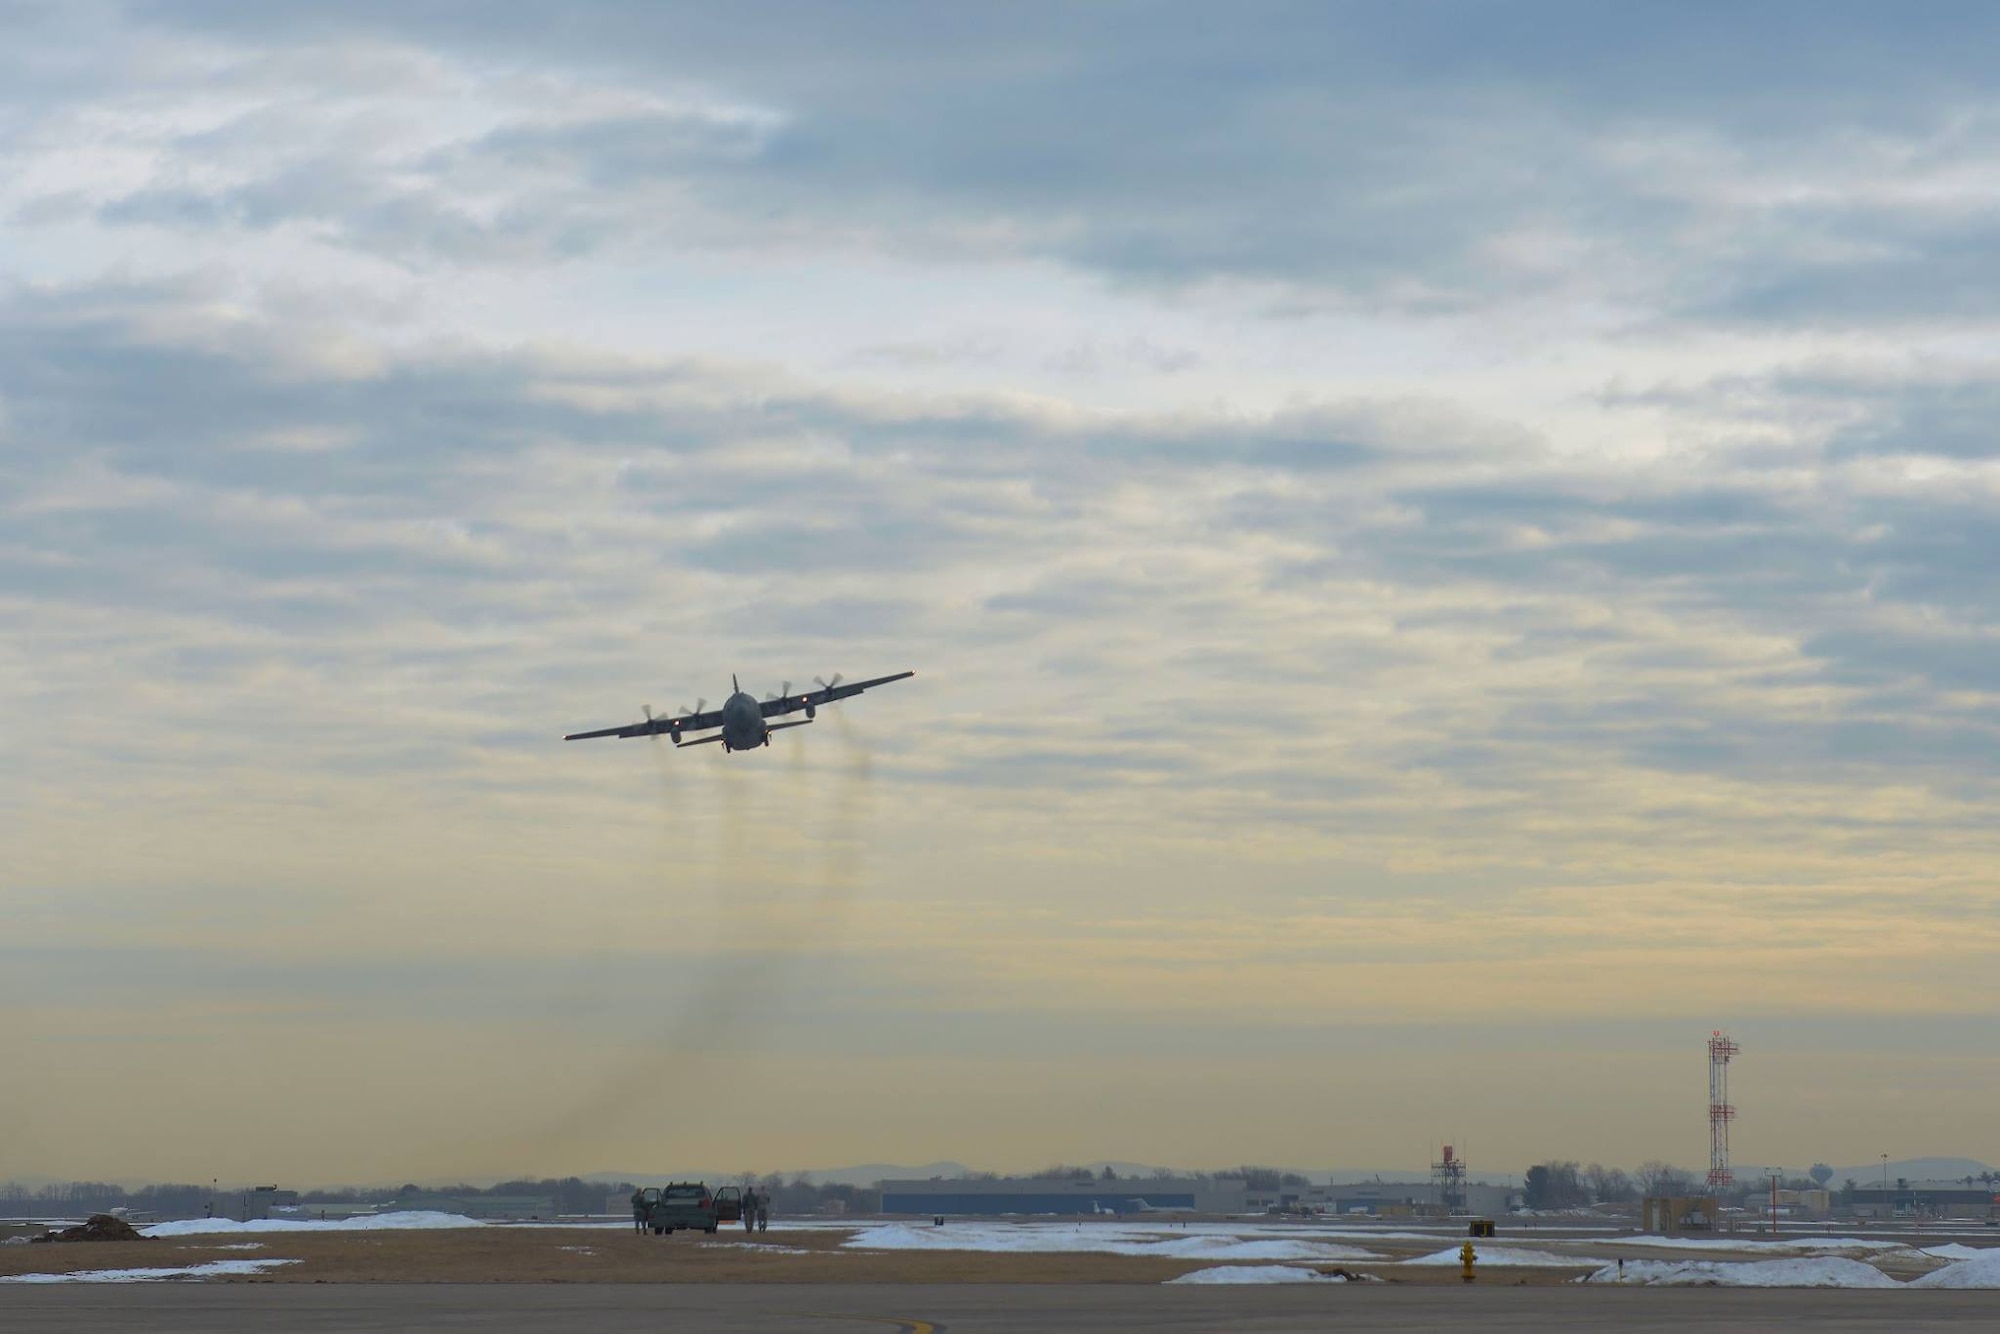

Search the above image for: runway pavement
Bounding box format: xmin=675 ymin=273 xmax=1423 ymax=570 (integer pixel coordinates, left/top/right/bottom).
xmin=7 ymin=1282 xmax=2000 ymax=1332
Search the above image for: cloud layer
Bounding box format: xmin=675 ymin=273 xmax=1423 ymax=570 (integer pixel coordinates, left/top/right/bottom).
xmin=3 ymin=2 xmax=1998 ymax=1182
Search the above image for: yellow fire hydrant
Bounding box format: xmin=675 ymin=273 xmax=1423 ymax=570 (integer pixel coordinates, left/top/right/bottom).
xmin=1460 ymin=1240 xmax=1477 ymax=1283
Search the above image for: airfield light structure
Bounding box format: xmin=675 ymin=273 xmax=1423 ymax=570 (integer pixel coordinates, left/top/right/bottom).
xmin=1707 ymin=1031 xmax=1739 ymax=1192
xmin=1431 ymin=1144 xmax=1468 ymax=1216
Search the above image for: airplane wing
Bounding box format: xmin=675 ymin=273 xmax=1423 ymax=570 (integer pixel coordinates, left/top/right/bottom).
xmin=564 ymin=704 xmax=726 ymax=742
xmin=759 ymin=670 xmax=915 ymax=719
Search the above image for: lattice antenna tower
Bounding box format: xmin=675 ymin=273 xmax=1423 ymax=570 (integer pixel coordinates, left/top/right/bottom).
xmin=1431 ymin=1143 xmax=1468 ymax=1215
xmin=1707 ymin=1030 xmax=1739 ymax=1192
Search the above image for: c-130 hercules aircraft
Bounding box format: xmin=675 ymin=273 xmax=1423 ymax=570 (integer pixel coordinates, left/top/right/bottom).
xmin=563 ymin=671 xmax=914 ymax=754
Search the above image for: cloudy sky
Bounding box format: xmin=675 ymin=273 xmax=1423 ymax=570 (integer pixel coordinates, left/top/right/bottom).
xmin=4 ymin=2 xmax=1998 ymax=1186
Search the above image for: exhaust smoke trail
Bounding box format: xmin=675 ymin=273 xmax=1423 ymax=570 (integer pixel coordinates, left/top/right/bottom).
xmin=441 ymin=727 xmax=690 ymax=1173
xmin=812 ymin=708 xmax=874 ymax=933
xmin=673 ymin=727 xmax=873 ymax=1048
xmin=528 ymin=714 xmax=880 ymax=1164
xmin=648 ymin=731 xmax=679 ymax=800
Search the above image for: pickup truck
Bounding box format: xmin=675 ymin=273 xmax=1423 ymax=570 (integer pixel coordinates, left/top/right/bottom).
xmin=637 ymin=1183 xmax=742 ymax=1235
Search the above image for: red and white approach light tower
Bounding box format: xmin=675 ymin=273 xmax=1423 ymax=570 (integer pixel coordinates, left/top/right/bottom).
xmin=1707 ymin=1031 xmax=1739 ymax=1192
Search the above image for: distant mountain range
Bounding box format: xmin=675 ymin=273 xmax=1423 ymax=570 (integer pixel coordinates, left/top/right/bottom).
xmin=1825 ymin=1157 xmax=1996 ymax=1185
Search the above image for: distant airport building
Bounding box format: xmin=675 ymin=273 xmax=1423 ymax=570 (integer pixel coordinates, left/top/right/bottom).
xmin=210 ymin=1186 xmax=299 ymax=1222
xmin=879 ymin=1176 xmax=1248 ymax=1216
xmin=390 ymin=1193 xmax=559 ymax=1220
xmin=1248 ymin=1181 xmax=1519 ymax=1217
xmin=880 ymin=1174 xmax=1524 ymax=1218
xmin=1739 ymin=1188 xmax=1832 ymax=1218
xmin=1849 ymin=1179 xmax=1998 ymax=1220
xmin=1641 ymin=1195 xmax=1720 ymax=1234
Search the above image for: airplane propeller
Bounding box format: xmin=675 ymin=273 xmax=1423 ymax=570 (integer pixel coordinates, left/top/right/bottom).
xmin=641 ymin=704 xmax=669 ymax=745
xmin=677 ymin=699 xmax=706 ymax=719
xmin=764 ymin=681 xmax=793 ymax=702
xmin=814 ymin=673 xmax=844 ymax=692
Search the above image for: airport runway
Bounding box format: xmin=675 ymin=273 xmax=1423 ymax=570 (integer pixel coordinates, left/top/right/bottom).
xmin=7 ymin=1283 xmax=2000 ymax=1332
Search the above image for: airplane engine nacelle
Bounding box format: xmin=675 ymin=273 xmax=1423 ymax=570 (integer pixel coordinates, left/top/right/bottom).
xmin=804 ymin=702 xmax=816 ymax=720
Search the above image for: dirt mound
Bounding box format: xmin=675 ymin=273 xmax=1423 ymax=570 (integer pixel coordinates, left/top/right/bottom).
xmin=30 ymin=1214 xmax=148 ymax=1244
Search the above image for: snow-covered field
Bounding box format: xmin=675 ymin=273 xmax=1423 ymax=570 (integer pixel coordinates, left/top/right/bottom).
xmin=1403 ymin=1246 xmax=1595 ymax=1268
xmin=0 ymin=1258 xmax=298 ymax=1283
xmin=143 ymin=1211 xmax=484 ymax=1237
xmin=1609 ymin=1234 xmax=1905 ymax=1253
xmin=1910 ymin=1251 xmax=2000 ymax=1289
xmin=1914 ymin=1244 xmax=1992 ymax=1261
xmin=833 ymin=1218 xmax=2000 ymax=1288
xmin=1584 ymin=1251 xmax=2000 ymax=1290
xmin=1167 ymin=1265 xmax=1347 ymax=1284
xmin=842 ymin=1220 xmax=1377 ymax=1262
xmin=1585 ymin=1257 xmax=1901 ymax=1288
xmin=7 ymin=1211 xmax=1990 ymax=1289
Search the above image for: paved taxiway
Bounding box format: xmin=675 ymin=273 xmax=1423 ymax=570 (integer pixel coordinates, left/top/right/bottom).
xmin=8 ymin=1283 xmax=2000 ymax=1332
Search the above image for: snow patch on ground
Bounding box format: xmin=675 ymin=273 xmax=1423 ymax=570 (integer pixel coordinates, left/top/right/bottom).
xmin=144 ymin=1211 xmax=484 ymax=1237
xmin=1584 ymin=1257 xmax=1898 ymax=1288
xmin=1264 ymin=1228 xmax=1481 ymax=1244
xmin=1404 ymin=1247 xmax=1596 ymax=1267
xmin=1605 ymin=1234 xmax=1902 ymax=1253
xmin=0 ymin=1258 xmax=299 ymax=1284
xmin=1910 ymin=1251 xmax=2000 ymax=1289
xmin=843 ymin=1222 xmax=1374 ymax=1262
xmin=1920 ymin=1243 xmax=1994 ymax=1261
xmin=1167 ymin=1265 xmax=1343 ymax=1284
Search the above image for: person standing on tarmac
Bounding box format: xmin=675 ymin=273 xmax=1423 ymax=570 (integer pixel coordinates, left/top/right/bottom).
xmin=631 ymin=1188 xmax=648 ymax=1235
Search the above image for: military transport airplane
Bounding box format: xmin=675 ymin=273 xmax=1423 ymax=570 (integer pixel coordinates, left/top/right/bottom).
xmin=563 ymin=671 xmax=914 ymax=754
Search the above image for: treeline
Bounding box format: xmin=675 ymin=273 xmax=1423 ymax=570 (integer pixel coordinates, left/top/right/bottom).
xmin=361 ymin=1178 xmax=627 ymax=1216
xmin=0 ymin=1181 xmax=216 ymax=1218
xmin=0 ymin=1177 xmax=629 ymax=1220
xmin=731 ymin=1174 xmax=880 ymax=1215
xmin=4 ymin=1174 xmax=879 ymax=1220
xmin=1522 ymin=1160 xmax=1850 ymax=1210
xmin=978 ymin=1165 xmax=1308 ymax=1189
xmin=1523 ymin=1161 xmax=1691 ymax=1208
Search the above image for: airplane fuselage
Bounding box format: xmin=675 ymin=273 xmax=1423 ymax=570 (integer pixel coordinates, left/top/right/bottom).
xmin=562 ymin=669 xmax=913 ymax=751
xmin=719 ymin=690 xmax=768 ymax=752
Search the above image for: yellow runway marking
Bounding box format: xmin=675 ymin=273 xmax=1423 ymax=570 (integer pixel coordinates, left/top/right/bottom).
xmin=810 ymin=1315 xmax=941 ymax=1334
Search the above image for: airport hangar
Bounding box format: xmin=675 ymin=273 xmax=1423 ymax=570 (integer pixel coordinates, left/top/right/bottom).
xmin=879 ymin=1177 xmax=1245 ymax=1216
